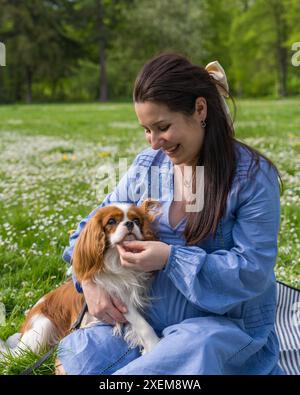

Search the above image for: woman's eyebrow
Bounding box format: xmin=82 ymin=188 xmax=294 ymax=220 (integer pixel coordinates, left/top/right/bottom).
xmin=139 ymin=120 xmax=167 ymax=128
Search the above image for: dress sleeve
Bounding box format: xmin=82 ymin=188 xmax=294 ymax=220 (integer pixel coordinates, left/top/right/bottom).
xmin=63 ymin=151 xmax=148 ymax=292
xmin=163 ymin=163 xmax=281 ymax=314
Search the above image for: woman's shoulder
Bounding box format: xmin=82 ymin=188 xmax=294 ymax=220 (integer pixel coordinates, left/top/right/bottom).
xmin=233 ymin=140 xmax=279 ymax=186
xmin=226 ymin=141 xmax=281 ymax=215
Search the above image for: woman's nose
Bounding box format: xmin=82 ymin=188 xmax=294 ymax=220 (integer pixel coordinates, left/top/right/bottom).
xmin=149 ymin=132 xmax=163 ymax=150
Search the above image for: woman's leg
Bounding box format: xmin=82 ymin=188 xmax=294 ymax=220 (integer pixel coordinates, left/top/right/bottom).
xmin=57 ymin=317 xmax=280 ymax=375
xmin=57 ymin=323 xmax=141 ymax=375
xmin=113 ymin=316 xmax=262 ymax=375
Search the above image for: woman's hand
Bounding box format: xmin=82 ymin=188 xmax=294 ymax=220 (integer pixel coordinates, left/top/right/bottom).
xmin=81 ymin=278 xmax=128 ymax=325
xmin=116 ymin=240 xmax=171 ymax=272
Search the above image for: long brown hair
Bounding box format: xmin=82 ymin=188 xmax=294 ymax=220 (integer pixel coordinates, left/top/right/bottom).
xmin=133 ymin=52 xmax=282 ymax=245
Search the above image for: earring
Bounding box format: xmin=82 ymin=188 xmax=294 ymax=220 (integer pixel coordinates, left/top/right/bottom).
xmin=201 ymin=119 xmax=206 ymax=128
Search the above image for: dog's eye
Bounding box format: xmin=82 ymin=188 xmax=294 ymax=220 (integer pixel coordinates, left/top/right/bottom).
xmin=132 ymin=218 xmax=141 ymax=226
xmin=107 ymin=218 xmax=117 ymax=225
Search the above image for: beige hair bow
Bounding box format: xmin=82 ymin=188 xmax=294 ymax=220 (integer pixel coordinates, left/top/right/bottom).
xmin=205 ymin=60 xmax=231 ymax=119
xmin=205 ymin=61 xmax=229 ymax=97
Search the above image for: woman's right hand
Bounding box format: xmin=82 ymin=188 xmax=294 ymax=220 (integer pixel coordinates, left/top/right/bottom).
xmin=81 ymin=278 xmax=128 ymax=325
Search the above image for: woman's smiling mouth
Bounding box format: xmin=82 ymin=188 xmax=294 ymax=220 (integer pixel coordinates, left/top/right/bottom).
xmin=164 ymin=144 xmax=180 ymax=156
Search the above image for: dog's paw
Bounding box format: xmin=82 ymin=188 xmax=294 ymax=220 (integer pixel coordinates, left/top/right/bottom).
xmin=141 ymin=338 xmax=160 ymax=355
xmin=141 ymin=345 xmax=154 ymax=355
xmin=112 ymin=323 xmax=123 ymax=337
xmin=141 ymin=348 xmax=147 ymax=356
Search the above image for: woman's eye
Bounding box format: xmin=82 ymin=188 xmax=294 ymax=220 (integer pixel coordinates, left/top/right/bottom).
xmin=144 ymin=125 xmax=169 ymax=133
xmin=158 ymin=125 xmax=169 ymax=132
xmin=107 ymin=218 xmax=117 ymax=225
xmin=133 ymin=218 xmax=141 ymax=226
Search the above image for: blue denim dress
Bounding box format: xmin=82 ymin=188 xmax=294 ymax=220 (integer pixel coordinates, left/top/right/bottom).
xmin=58 ymin=141 xmax=284 ymax=375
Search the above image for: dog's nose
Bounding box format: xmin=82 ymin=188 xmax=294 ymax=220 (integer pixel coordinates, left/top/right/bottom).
xmin=124 ymin=221 xmax=134 ymax=231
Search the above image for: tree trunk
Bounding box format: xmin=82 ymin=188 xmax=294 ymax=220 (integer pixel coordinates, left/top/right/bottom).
xmin=15 ymin=71 xmax=22 ymax=102
xmin=99 ymin=42 xmax=108 ymax=102
xmin=277 ymin=46 xmax=287 ymax=97
xmin=51 ymin=80 xmax=58 ymax=100
xmin=97 ymin=0 xmax=108 ymax=102
xmin=26 ymin=67 xmax=33 ymax=104
xmin=271 ymin=0 xmax=288 ymax=97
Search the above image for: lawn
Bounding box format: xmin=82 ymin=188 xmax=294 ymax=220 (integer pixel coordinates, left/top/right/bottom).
xmin=0 ymin=99 xmax=299 ymax=374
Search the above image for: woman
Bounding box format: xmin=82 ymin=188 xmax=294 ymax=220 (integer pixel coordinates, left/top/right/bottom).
xmin=57 ymin=53 xmax=284 ymax=375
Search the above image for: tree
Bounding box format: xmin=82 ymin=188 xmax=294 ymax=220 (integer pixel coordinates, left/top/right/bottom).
xmin=71 ymin=0 xmax=133 ymax=102
xmin=268 ymin=0 xmax=288 ymax=96
xmin=105 ymin=0 xmax=210 ymax=99
xmin=229 ymin=0 xmax=295 ymax=97
xmin=0 ymin=0 xmax=80 ymax=103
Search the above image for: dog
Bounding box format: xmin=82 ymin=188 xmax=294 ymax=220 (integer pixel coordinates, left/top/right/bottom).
xmin=0 ymin=200 xmax=161 ymax=360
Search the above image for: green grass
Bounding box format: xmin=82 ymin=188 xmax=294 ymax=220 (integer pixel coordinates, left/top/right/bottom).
xmin=0 ymin=99 xmax=299 ymax=375
xmin=0 ymin=345 xmax=56 ymax=375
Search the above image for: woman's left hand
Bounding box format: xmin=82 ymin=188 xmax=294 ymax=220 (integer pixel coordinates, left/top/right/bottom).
xmin=116 ymin=240 xmax=171 ymax=272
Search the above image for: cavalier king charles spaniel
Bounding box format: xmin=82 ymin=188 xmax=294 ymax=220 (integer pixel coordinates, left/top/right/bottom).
xmin=0 ymin=200 xmax=161 ymax=359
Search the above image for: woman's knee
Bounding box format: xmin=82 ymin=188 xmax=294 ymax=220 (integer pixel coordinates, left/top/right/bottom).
xmin=57 ymin=325 xmax=141 ymax=375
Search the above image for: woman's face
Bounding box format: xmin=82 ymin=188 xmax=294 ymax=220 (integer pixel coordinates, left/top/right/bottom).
xmin=134 ymin=99 xmax=206 ymax=167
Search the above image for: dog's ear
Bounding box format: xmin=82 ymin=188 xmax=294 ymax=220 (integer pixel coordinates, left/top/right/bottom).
xmin=72 ymin=214 xmax=106 ymax=282
xmin=139 ymin=199 xmax=161 ymax=241
xmin=140 ymin=199 xmax=162 ymax=222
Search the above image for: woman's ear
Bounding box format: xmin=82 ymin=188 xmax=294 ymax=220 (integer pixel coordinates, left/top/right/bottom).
xmin=72 ymin=215 xmax=106 ymax=282
xmin=194 ymin=97 xmax=207 ymax=121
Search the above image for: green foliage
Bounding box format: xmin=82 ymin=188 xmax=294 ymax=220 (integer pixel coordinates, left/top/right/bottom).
xmin=0 ymin=0 xmax=82 ymax=103
xmin=0 ymin=0 xmax=299 ymax=102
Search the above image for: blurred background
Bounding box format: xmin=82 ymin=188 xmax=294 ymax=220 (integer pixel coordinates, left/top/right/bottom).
xmin=0 ymin=0 xmax=300 ymax=103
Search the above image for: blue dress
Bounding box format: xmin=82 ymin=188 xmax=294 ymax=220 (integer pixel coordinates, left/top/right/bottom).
xmin=58 ymin=141 xmax=284 ymax=375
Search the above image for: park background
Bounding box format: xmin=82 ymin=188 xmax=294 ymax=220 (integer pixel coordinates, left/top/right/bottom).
xmin=0 ymin=0 xmax=299 ymax=374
